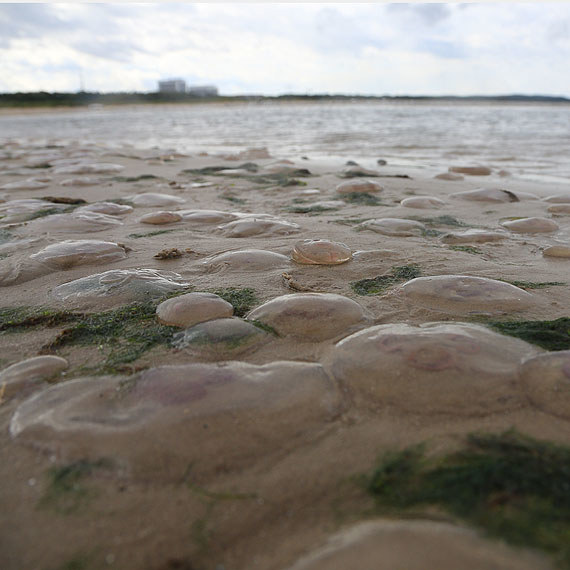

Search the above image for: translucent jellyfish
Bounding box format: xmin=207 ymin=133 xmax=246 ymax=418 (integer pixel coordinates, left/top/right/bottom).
xmin=30 ymin=211 xmax=123 ymax=233
xmin=519 ymin=351 xmax=570 ymax=419
xmin=335 ymin=180 xmax=384 ymax=194
xmin=451 ymin=188 xmax=516 ymax=202
xmin=435 ymin=172 xmax=464 ymax=181
xmin=397 ymin=275 xmax=535 ymax=315
xmin=178 ymin=209 xmax=238 ymax=225
xmin=246 ymin=293 xmax=370 ymax=341
xmin=448 ymin=166 xmax=491 ymax=176
xmin=30 ymin=240 xmax=128 ymax=269
xmin=138 ymin=211 xmax=182 ymax=225
xmin=342 ymin=166 xmax=380 ymax=177
xmin=54 ymin=163 xmax=124 ymax=175
xmin=0 ymin=178 xmax=50 ymax=191
xmin=10 ymin=361 xmax=342 ymax=480
xmin=0 ymin=199 xmax=68 ymax=223
xmin=172 ymin=317 xmax=271 ymax=357
xmin=543 ymin=245 xmax=570 ymax=258
xmin=291 ymin=239 xmax=352 ymax=265
xmin=156 ymin=292 xmax=234 ymax=327
xmin=0 ymin=355 xmax=68 ymax=399
xmin=400 ymin=196 xmax=445 ymax=209
xmin=285 ymin=519 xmax=550 ymax=570
xmin=323 ymin=322 xmax=540 ymax=415
xmin=501 ymin=217 xmax=559 ymax=234
xmin=543 ymin=194 xmax=570 ymax=204
xmin=548 ymin=204 xmax=570 ymax=215
xmin=215 ymin=217 xmax=301 ymax=238
xmin=201 ymin=249 xmax=290 ymax=272
xmin=126 ymin=193 xmax=185 ymax=207
xmin=440 ymin=229 xmax=508 ymax=244
xmin=358 ymin=218 xmax=426 ymax=237
xmin=75 ymin=202 xmax=133 ymax=216
xmin=60 ymin=177 xmax=102 ymax=187
xmin=53 ymin=268 xmax=189 ymax=303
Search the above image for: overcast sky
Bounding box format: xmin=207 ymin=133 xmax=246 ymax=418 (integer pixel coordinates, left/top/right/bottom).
xmin=1 ymin=2 xmax=569 ymax=97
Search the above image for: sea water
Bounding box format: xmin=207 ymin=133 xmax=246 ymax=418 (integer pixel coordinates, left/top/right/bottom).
xmin=1 ymin=100 xmax=569 ymax=183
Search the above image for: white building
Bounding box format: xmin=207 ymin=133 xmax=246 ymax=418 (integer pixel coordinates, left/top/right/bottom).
xmin=158 ymin=79 xmax=187 ymax=93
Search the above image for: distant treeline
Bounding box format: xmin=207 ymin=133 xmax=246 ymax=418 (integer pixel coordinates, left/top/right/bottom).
xmin=0 ymin=91 xmax=568 ymax=108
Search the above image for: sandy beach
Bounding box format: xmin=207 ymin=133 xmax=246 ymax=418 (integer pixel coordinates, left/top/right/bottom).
xmin=1 ymin=138 xmax=569 ymax=570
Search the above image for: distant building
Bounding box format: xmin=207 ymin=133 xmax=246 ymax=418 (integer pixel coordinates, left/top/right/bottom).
xmin=187 ymin=85 xmax=219 ymax=97
xmin=158 ymin=79 xmax=187 ymax=93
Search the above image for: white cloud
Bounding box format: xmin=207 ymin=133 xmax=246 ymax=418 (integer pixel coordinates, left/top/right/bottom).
xmin=0 ymin=3 xmax=568 ymax=96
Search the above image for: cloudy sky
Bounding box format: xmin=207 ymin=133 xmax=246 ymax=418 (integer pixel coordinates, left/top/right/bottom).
xmin=1 ymin=2 xmax=569 ymax=97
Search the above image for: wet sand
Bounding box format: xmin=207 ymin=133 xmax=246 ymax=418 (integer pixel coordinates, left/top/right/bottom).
xmin=0 ymin=141 xmax=569 ymax=570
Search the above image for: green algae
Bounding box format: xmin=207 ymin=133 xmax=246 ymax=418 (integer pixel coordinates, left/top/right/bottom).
xmin=127 ymin=229 xmax=178 ymax=239
xmin=449 ymin=245 xmax=484 ymax=255
xmin=337 ymin=192 xmax=382 ymax=206
xmin=499 ymin=280 xmax=566 ymax=290
xmin=111 ymin=174 xmax=160 ymax=182
xmin=0 ymin=306 xmax=80 ymax=333
xmin=409 ymin=215 xmax=469 ymax=227
xmin=351 ymin=264 xmax=422 ymax=295
xmin=487 ymin=317 xmax=570 ymax=351
xmin=212 ymin=287 xmax=258 ymax=318
xmin=287 ymin=204 xmax=340 ymax=214
xmin=367 ymin=431 xmax=570 ymax=568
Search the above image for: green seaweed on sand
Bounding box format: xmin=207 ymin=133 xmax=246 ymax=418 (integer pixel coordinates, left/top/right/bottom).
xmin=0 ymin=229 xmax=14 ymax=244
xmin=351 ymin=264 xmax=422 ymax=295
xmin=212 ymin=287 xmax=258 ymax=318
xmin=337 ymin=192 xmax=383 ymax=206
xmin=127 ymin=229 xmax=178 ymax=239
xmin=287 ymin=204 xmax=340 ymax=214
xmin=39 ymin=459 xmax=111 ymax=515
xmin=0 ymin=306 xmax=80 ymax=333
xmin=221 ymin=194 xmax=246 ymax=205
xmin=486 ymin=317 xmax=570 ymax=351
xmin=366 ymin=431 xmax=570 ymax=568
xmin=111 ymin=174 xmax=160 ymax=182
xmin=27 ymin=204 xmax=80 ymax=220
xmin=42 ymin=302 xmax=179 ymax=374
xmin=330 ymin=218 xmax=372 ymax=226
xmin=181 ymin=163 xmax=259 ymax=176
xmin=449 ymin=245 xmax=484 ymax=255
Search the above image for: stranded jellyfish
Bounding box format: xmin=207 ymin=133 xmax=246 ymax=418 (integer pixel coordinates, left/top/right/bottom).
xmin=322 ymin=322 xmax=540 ymax=416
xmin=125 ymin=193 xmax=185 ymax=207
xmin=357 ymin=218 xmax=425 ymax=237
xmin=172 ymin=317 xmax=271 ymax=358
xmin=201 ymin=249 xmax=290 ymax=272
xmin=0 ymin=199 xmax=68 ymax=223
xmin=215 ymin=217 xmax=301 ymax=238
xmin=138 ymin=211 xmax=182 ymax=225
xmin=53 ymin=268 xmax=189 ymax=303
xmin=0 ymin=178 xmax=50 ymax=191
xmin=291 ymin=239 xmax=352 ymax=265
xmin=0 ymin=355 xmax=68 ymax=399
xmin=440 ymin=229 xmax=507 ymax=244
xmin=543 ymin=194 xmax=570 ymax=204
xmin=400 ymin=196 xmax=445 ymax=209
xmin=30 ymin=211 xmax=123 ymax=234
xmin=30 ymin=240 xmax=128 ymax=269
xmin=396 ymin=275 xmax=535 ymax=315
xmin=179 ymin=209 xmax=238 ymax=225
xmin=246 ymin=293 xmax=370 ymax=341
xmin=75 ymin=202 xmax=133 ymax=216
xmin=450 ymin=188 xmax=522 ymax=202
xmin=53 ymin=162 xmax=124 ymax=175
xmin=547 ymin=204 xmax=570 ymax=215
xmin=60 ymin=177 xmax=102 ymax=187
xmin=543 ymin=245 xmax=570 ymax=258
xmin=156 ymin=292 xmax=234 ymax=327
xmin=519 ymin=351 xmax=570 ymax=419
xmin=448 ymin=166 xmax=491 ymax=176
xmin=10 ymin=361 xmax=342 ymax=480
xmin=501 ymin=217 xmax=559 ymax=234
xmin=285 ymin=519 xmax=549 ymax=570
xmin=335 ymin=180 xmax=384 ymax=194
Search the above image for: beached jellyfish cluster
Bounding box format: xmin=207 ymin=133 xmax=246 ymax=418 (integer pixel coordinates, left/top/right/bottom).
xmin=291 ymin=239 xmax=352 ymax=265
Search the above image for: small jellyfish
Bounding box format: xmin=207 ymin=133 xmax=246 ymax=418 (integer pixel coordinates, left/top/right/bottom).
xmin=138 ymin=211 xmax=182 ymax=225
xmin=201 ymin=249 xmax=290 ymax=272
xmin=501 ymin=217 xmax=559 ymax=234
xmin=335 ymin=180 xmax=383 ymax=194
xmin=450 ymin=188 xmax=521 ymax=202
xmin=30 ymin=211 xmax=123 ymax=233
xmin=126 ymin=193 xmax=185 ymax=207
xmin=440 ymin=229 xmax=507 ymax=244
xmin=54 ymin=162 xmax=124 ymax=175
xmin=448 ymin=166 xmax=491 ymax=176
xmin=547 ymin=204 xmax=570 ymax=215
xmin=400 ymin=196 xmax=445 ymax=209
xmin=291 ymin=239 xmax=352 ymax=265
xmin=246 ymin=293 xmax=370 ymax=341
xmin=520 ymin=351 xmax=570 ymax=419
xmin=30 ymin=240 xmax=128 ymax=269
xmin=0 ymin=179 xmax=50 ymax=191
xmin=215 ymin=217 xmax=301 ymax=238
xmin=397 ymin=275 xmax=535 ymax=315
xmin=156 ymin=292 xmax=234 ymax=327
xmin=60 ymin=177 xmax=102 ymax=187
xmin=322 ymin=322 xmax=539 ymax=415
xmin=0 ymin=355 xmax=68 ymax=399
xmin=543 ymin=245 xmax=570 ymax=258
xmin=543 ymin=194 xmax=570 ymax=204
xmin=178 ymin=209 xmax=238 ymax=224
xmin=75 ymin=202 xmax=133 ymax=216
xmin=357 ymin=218 xmax=425 ymax=237
xmin=435 ymin=172 xmax=464 ymax=181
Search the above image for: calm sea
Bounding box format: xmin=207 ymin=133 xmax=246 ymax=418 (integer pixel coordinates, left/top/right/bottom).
xmin=1 ymin=101 xmax=569 ymax=183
